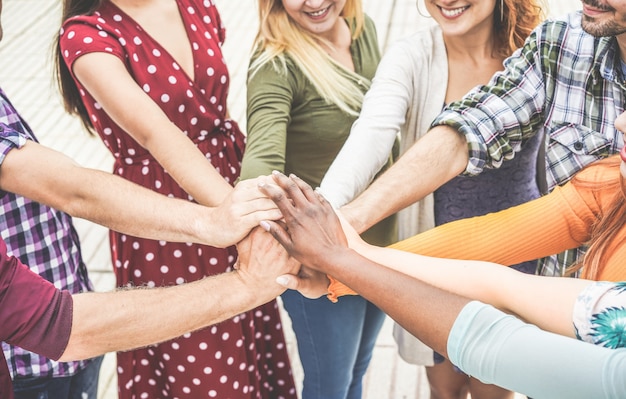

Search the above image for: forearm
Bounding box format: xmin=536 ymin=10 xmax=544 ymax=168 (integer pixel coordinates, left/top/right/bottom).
xmin=141 ymin=123 xmax=233 ymax=206
xmin=356 ymin=242 xmax=589 ymax=337
xmin=389 ymin=185 xmax=586 ymax=266
xmin=342 ymin=125 xmax=467 ymax=232
xmin=319 ymin=247 xmax=467 ymax=356
xmin=0 ymin=141 xmax=216 ymax=244
xmin=449 ymin=302 xmax=626 ymax=399
xmin=61 ymin=271 xmax=280 ymax=361
xmin=319 ymin=69 xmax=406 ymax=207
xmin=319 ymin=129 xmax=394 ymax=208
xmin=72 ymin=53 xmax=233 ymax=206
xmin=66 ymin=167 xmax=220 ymax=243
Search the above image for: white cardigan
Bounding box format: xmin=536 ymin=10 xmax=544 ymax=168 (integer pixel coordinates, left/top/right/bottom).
xmin=320 ymin=23 xmax=448 ymax=241
xmin=320 ymin=24 xmax=450 ymax=365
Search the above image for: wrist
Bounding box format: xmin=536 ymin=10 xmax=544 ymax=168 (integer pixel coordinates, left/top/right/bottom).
xmin=195 ymin=207 xmax=228 ymax=248
xmin=234 ymin=269 xmax=283 ymax=303
xmin=340 ymin=205 xmax=368 ymax=234
xmin=312 ymin=246 xmax=355 ymax=276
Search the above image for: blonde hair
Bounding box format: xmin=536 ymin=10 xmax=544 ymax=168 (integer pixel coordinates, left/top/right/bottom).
xmin=250 ymin=0 xmax=366 ymax=116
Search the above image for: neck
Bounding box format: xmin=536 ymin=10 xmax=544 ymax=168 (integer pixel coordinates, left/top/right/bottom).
xmin=318 ymin=17 xmax=350 ymax=49
xmin=446 ymin=39 xmax=500 ymax=67
xmin=442 ymin=21 xmax=499 ymax=62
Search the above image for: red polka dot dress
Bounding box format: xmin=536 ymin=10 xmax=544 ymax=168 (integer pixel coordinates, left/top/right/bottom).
xmin=59 ymin=1 xmax=296 ymax=398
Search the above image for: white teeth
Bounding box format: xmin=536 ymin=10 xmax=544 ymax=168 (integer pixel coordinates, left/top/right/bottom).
xmin=441 ymin=6 xmax=469 ymax=17
xmin=307 ymin=6 xmax=329 ymax=17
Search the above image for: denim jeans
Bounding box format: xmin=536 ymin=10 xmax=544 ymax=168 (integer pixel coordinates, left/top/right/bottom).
xmin=12 ymin=356 xmax=103 ymax=399
xmin=281 ymin=289 xmax=385 ymax=399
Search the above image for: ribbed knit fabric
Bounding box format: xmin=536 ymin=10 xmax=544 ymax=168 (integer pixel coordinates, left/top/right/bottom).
xmin=328 ymin=158 xmax=626 ymax=299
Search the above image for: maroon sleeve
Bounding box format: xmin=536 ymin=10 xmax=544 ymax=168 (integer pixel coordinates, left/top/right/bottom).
xmin=0 ymin=240 xmax=73 ymax=360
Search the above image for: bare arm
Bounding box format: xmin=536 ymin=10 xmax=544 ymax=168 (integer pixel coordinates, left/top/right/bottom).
xmin=0 ymin=141 xmax=282 ymax=247
xmin=260 ymin=173 xmax=591 ymax=342
xmin=352 ymin=240 xmax=589 ymax=338
xmin=72 ymin=52 xmax=233 ymax=206
xmin=258 ymin=173 xmax=468 ymax=356
xmin=60 ymin=227 xmax=298 ymax=361
xmin=341 ymin=125 xmax=468 ymax=232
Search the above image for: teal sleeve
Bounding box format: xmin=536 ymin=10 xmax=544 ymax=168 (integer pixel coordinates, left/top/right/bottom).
xmin=448 ymin=301 xmax=626 ymax=399
xmin=239 ymin=61 xmax=294 ymax=181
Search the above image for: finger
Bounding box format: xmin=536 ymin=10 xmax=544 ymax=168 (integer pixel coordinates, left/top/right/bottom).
xmin=275 ymin=274 xmax=327 ymax=299
xmin=288 ymin=174 xmax=318 ymax=203
xmin=258 ymin=179 xmax=295 ymax=218
xmin=241 ymin=209 xmax=283 ymax=226
xmin=236 ymin=197 xmax=280 ymax=215
xmin=271 ymin=170 xmax=308 ymax=206
xmin=275 ymin=274 xmax=300 ymax=289
xmin=259 ymin=219 xmax=294 ymax=253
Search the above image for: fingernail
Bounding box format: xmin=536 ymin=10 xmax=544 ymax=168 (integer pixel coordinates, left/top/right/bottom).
xmin=260 ymin=220 xmax=271 ymax=231
xmin=272 ymin=170 xmax=281 ymax=175
xmin=258 ymin=181 xmax=265 ymax=187
xmin=276 ymin=276 xmax=289 ymax=286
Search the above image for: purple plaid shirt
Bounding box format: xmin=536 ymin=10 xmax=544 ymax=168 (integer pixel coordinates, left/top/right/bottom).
xmin=0 ymin=88 xmax=93 ymax=379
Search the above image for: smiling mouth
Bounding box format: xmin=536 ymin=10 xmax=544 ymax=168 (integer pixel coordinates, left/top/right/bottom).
xmin=440 ymin=6 xmax=470 ymax=17
xmin=305 ymin=5 xmax=331 ymax=17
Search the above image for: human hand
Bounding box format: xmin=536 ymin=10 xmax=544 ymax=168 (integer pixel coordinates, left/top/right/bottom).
xmin=208 ymin=177 xmax=283 ymax=247
xmin=276 ymin=266 xmax=331 ymax=299
xmin=257 ymin=171 xmax=350 ymax=272
xmin=235 ymin=226 xmax=301 ymax=297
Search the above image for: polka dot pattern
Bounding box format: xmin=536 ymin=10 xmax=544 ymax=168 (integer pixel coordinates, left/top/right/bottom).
xmin=59 ymin=0 xmax=295 ymax=397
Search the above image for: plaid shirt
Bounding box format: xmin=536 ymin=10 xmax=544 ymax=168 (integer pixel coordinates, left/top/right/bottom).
xmin=0 ymin=88 xmax=93 ymax=379
xmin=432 ymin=12 xmax=625 ymax=276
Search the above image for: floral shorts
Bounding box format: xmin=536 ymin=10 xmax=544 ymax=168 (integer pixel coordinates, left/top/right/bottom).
xmin=573 ymin=281 xmax=626 ymax=349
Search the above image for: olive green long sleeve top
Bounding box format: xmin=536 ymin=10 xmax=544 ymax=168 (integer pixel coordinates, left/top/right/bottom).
xmin=241 ymin=15 xmax=396 ymax=246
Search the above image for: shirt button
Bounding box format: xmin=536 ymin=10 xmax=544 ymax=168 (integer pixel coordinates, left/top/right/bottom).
xmin=573 ymin=141 xmax=583 ymax=151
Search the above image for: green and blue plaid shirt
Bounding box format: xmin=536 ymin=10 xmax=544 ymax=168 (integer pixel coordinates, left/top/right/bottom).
xmin=433 ymin=12 xmax=625 ymax=276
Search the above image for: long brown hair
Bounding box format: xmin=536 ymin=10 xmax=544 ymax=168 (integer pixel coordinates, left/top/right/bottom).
xmin=54 ymin=0 xmax=104 ymax=134
xmin=568 ymin=156 xmax=626 ymax=279
xmin=495 ymin=0 xmax=545 ymax=58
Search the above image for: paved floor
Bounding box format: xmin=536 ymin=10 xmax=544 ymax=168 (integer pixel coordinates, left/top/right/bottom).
xmin=0 ymin=0 xmax=580 ymax=398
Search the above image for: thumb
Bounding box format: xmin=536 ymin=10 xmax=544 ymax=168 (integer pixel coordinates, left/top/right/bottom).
xmin=276 ymin=274 xmax=300 ymax=290
xmin=276 ymin=274 xmax=328 ymax=299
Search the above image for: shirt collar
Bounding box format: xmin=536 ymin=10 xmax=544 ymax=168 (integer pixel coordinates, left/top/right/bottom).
xmin=595 ymin=36 xmax=626 ymax=90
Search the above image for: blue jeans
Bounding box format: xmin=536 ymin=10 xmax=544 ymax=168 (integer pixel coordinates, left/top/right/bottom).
xmin=12 ymin=356 xmax=103 ymax=399
xmin=281 ymin=289 xmax=385 ymax=399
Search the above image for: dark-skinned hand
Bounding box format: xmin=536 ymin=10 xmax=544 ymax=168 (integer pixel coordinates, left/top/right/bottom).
xmin=257 ymin=171 xmax=349 ymax=273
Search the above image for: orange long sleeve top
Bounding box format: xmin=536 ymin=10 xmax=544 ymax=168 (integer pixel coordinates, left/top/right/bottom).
xmin=329 ymin=158 xmax=626 ymax=300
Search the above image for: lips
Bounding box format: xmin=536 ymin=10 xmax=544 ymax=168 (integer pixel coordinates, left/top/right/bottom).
xmin=620 ymin=144 xmax=626 ymax=162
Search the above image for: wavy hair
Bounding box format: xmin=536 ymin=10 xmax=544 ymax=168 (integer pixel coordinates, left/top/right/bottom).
xmin=567 ymin=157 xmax=626 ymax=280
xmin=54 ymin=0 xmax=104 ymax=134
xmin=495 ymin=0 xmax=546 ymax=58
xmin=250 ymin=0 xmax=366 ymax=116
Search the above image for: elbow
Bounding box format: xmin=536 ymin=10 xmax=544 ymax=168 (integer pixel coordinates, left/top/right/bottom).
xmin=57 ymin=337 xmax=101 ymax=362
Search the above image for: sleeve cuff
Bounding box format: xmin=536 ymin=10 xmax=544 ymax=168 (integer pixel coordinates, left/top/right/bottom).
xmin=327 ymin=275 xmax=358 ymax=303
